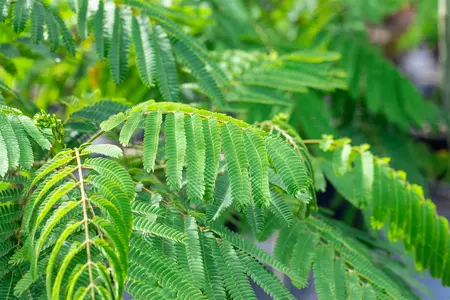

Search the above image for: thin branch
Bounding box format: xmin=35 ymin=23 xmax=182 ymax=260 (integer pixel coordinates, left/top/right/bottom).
xmin=75 ymin=148 xmax=96 ymax=300
xmin=302 ymin=139 xmax=322 ymax=144
xmin=87 ymin=130 xmax=105 ymax=144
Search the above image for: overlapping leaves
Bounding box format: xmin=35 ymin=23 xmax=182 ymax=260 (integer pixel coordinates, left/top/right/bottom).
xmin=0 ymin=105 xmax=52 ymax=177
xmin=11 ymin=148 xmax=135 ymax=299
xmin=0 ymin=0 xmax=227 ymax=106
xmin=100 ymin=101 xmax=316 ymax=221
xmin=319 ymin=136 xmax=450 ymax=285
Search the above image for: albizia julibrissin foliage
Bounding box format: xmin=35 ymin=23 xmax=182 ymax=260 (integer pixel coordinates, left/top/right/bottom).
xmin=0 ymin=0 xmax=448 ymax=299
xmin=0 ymin=101 xmax=448 ymax=299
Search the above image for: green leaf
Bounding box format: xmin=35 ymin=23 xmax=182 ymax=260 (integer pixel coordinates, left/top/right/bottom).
xmin=208 ymin=175 xmax=232 ymax=221
xmin=274 ymin=224 xmax=300 ymax=266
xmin=130 ymin=237 xmax=205 ymax=299
xmin=131 ymin=1 xmax=229 ymax=86
xmin=334 ymin=258 xmax=347 ymax=300
xmin=143 ymin=110 xmax=163 ymax=172
xmin=132 ymin=15 xmax=155 ymax=87
xmin=290 ymin=228 xmax=319 ymax=288
xmin=201 ymin=233 xmax=226 ymax=300
xmin=221 ymin=123 xmax=250 ymax=209
xmin=241 ymin=70 xmax=308 ymax=93
xmin=245 ymin=204 xmax=264 ymax=234
xmin=353 ymin=151 xmax=374 ymax=207
xmin=32 ymin=201 xmax=79 ymax=277
xmin=53 ymin=13 xmax=76 ymax=56
xmin=0 ymin=0 xmax=7 ymax=22
xmin=94 ymin=0 xmax=112 ymax=60
xmin=185 ymin=217 xmax=205 ymax=288
xmin=119 ymin=111 xmax=143 ymax=146
xmin=184 ymin=114 xmax=206 ymax=203
xmin=332 ymin=144 xmax=352 ymax=175
xmin=35 ymin=181 xmax=77 ymax=229
xmin=49 ymin=241 xmax=86 ymax=299
xmin=0 ymin=114 xmax=19 ymax=169
xmin=30 ymin=2 xmax=45 ymax=44
xmin=100 ymin=112 xmax=127 ymax=131
xmin=133 ymin=216 xmax=188 ymax=244
xmin=210 ymin=222 xmax=292 ymax=276
xmin=347 ymin=272 xmax=363 ymax=300
xmin=110 ymin=6 xmax=132 ymax=84
xmin=0 ymin=53 xmax=17 ymax=75
xmin=18 ymin=115 xmax=51 ymax=150
xmin=45 ymin=9 xmax=59 ymax=51
xmin=313 ymin=246 xmax=336 ymax=300
xmin=244 ymin=131 xmax=270 ymax=207
xmin=152 ymin=25 xmax=179 ymax=102
xmin=238 ymin=251 xmax=295 ymax=300
xmin=77 ymin=0 xmax=88 ymax=40
xmin=0 ymin=129 xmax=8 ymax=177
xmin=370 ymin=161 xmax=390 ymax=229
xmin=202 ymin=118 xmax=221 ymax=202
xmin=13 ymin=0 xmax=32 ymax=33
xmin=212 ymin=240 xmax=256 ymax=300
xmin=0 ymin=188 xmax=22 ymax=203
xmin=266 ymin=135 xmax=308 ymax=199
xmin=269 ymin=187 xmax=293 ymax=227
xmin=164 ymin=112 xmax=186 ymax=190
xmin=362 ymin=284 xmax=376 ymax=300
xmin=172 ymin=38 xmax=224 ymax=107
xmin=83 ymin=144 xmax=123 ymax=158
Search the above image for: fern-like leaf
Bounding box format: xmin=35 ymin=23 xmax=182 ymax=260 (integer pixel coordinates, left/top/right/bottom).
xmin=221 ymin=123 xmax=250 ymax=209
xmin=266 ymin=135 xmax=308 ymax=200
xmin=184 ymin=114 xmax=206 ymax=203
xmin=290 ymin=228 xmax=319 ymax=288
xmin=13 ymin=0 xmax=31 ymax=33
xmin=132 ymin=15 xmax=156 ymax=87
xmin=94 ymin=0 xmax=113 ymax=60
xmin=164 ymin=111 xmax=186 ymax=190
xmin=244 ymin=130 xmax=270 ymax=207
xmin=353 ymin=150 xmax=374 ymax=207
xmin=313 ymin=246 xmax=337 ymax=300
xmin=30 ymin=2 xmax=44 ymax=44
xmin=152 ymin=25 xmax=179 ymax=102
xmin=109 ymin=6 xmax=132 ymax=84
xmin=130 ymin=236 xmax=205 ymax=299
xmin=53 ymin=12 xmax=76 ymax=56
xmin=0 ymin=114 xmax=19 ymax=169
xmin=202 ymin=118 xmax=221 ymax=202
xmin=211 ymin=239 xmax=256 ymax=300
xmin=133 ymin=216 xmax=187 ymax=244
xmin=82 ymin=144 xmax=123 ymax=158
xmin=45 ymin=9 xmax=59 ymax=51
xmin=18 ymin=115 xmax=51 ymax=150
xmin=119 ymin=110 xmax=143 ymax=146
xmin=238 ymin=251 xmax=295 ymax=300
xmin=184 ymin=216 xmax=205 ymax=288
xmin=172 ymin=38 xmax=224 ymax=107
xmin=143 ymin=110 xmax=163 ymax=172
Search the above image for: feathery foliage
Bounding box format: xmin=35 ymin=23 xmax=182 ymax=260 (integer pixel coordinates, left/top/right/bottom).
xmin=99 ymin=101 xmax=317 ymax=218
xmin=328 ymin=34 xmax=438 ymax=130
xmin=0 ymin=1 xmax=448 ymax=299
xmin=0 ymin=0 xmax=226 ymax=105
xmin=0 ymin=105 xmax=52 ymax=177
xmin=319 ymin=135 xmax=450 ymax=285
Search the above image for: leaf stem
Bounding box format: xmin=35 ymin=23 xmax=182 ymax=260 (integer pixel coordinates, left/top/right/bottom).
xmin=87 ymin=130 xmax=105 ymax=144
xmin=75 ymin=148 xmax=96 ymax=300
xmin=302 ymin=139 xmax=322 ymax=144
